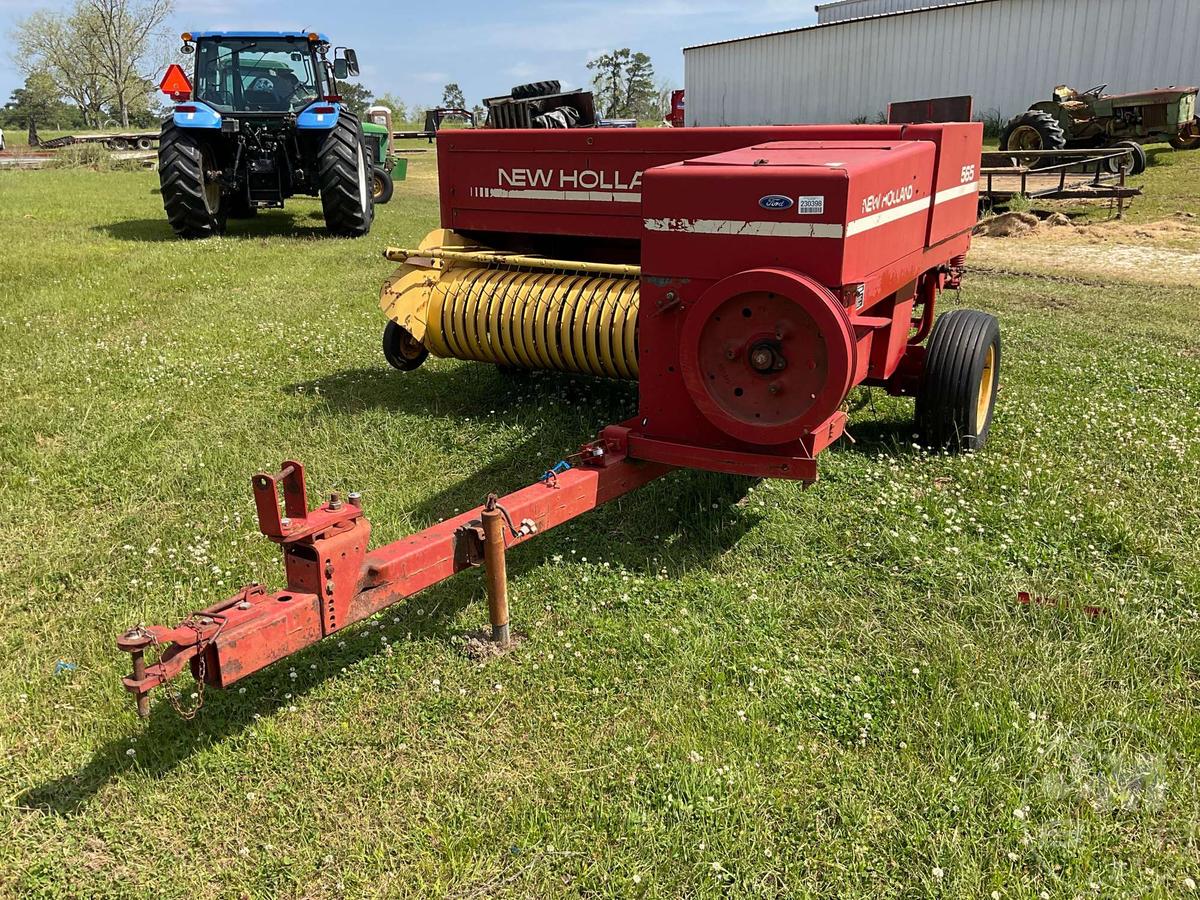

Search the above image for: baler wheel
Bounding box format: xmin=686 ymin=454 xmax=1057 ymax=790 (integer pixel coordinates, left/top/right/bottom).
xmin=383 ymin=321 xmax=429 ymax=371
xmin=511 ymin=80 xmax=561 ymax=100
xmin=158 ymin=120 xmax=226 ymax=239
xmin=916 ymin=309 xmax=1001 ymax=452
xmin=317 ymin=112 xmax=374 ymax=237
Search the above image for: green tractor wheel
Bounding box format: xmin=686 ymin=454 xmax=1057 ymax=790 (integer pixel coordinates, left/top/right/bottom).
xmin=1170 ymin=134 xmax=1200 ymax=151
xmin=1106 ymin=140 xmax=1147 ymax=176
xmin=1000 ymin=110 xmax=1067 ymax=168
xmin=371 ymin=167 xmax=394 ymax=204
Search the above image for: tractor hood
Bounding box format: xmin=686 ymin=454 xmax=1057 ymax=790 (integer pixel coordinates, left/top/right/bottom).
xmin=1106 ymin=87 xmax=1199 ymax=104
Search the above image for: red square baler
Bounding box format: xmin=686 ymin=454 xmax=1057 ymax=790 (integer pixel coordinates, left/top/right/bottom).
xmin=117 ymin=125 xmax=999 ymax=716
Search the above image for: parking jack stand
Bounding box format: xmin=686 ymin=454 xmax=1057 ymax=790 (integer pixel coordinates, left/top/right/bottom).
xmin=481 ymin=495 xmax=510 ymax=644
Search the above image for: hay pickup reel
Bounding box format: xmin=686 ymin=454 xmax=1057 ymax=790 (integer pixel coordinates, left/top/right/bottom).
xmin=118 ymin=124 xmax=998 ymax=716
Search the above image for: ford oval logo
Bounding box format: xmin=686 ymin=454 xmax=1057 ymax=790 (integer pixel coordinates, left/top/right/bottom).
xmin=759 ymin=195 xmax=794 ymax=210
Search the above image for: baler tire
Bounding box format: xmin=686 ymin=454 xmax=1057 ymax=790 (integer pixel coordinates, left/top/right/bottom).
xmin=383 ymin=321 xmax=429 ymax=371
xmin=371 ymin=167 xmax=394 ymax=204
xmin=158 ymin=120 xmax=226 ymax=239
xmin=511 ymin=80 xmax=561 ymax=100
xmin=317 ymin=112 xmax=374 ymax=237
xmin=916 ymin=309 xmax=1001 ymax=452
xmin=1000 ymin=110 xmax=1067 ymax=169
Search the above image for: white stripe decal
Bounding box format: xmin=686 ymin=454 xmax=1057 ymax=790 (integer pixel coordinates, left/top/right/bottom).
xmin=844 ymin=196 xmax=932 ymax=237
xmin=644 ymin=218 xmax=845 ymax=239
xmin=484 ymin=187 xmax=641 ymax=203
xmin=934 ymin=181 xmax=980 ymax=205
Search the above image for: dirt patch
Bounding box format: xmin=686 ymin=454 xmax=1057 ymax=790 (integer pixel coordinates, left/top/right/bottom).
xmin=460 ymin=628 xmax=524 ymax=662
xmin=971 ymin=213 xmax=1200 ymax=286
xmin=974 ymin=211 xmax=1041 ymax=237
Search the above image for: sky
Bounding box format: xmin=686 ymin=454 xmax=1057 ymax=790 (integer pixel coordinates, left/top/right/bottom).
xmin=0 ymin=0 xmax=818 ymax=109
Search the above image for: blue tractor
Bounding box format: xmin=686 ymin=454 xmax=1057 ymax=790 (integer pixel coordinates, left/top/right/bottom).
xmin=158 ymin=31 xmax=373 ymax=239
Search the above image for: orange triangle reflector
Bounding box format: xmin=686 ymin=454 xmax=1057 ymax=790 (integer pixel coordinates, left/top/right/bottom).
xmin=160 ymin=64 xmax=192 ymax=96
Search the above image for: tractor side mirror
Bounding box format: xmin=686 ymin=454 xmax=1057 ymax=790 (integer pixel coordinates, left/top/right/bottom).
xmin=334 ymin=58 xmax=348 ymax=80
xmin=344 ymin=49 xmax=359 ymax=77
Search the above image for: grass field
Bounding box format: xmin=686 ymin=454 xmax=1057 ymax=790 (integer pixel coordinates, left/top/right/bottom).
xmin=1 ymin=142 xmax=1198 ymax=899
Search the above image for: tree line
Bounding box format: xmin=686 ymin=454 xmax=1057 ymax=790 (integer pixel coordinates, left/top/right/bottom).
xmin=10 ymin=0 xmax=174 ymax=133
xmin=4 ymin=24 xmax=676 ymax=143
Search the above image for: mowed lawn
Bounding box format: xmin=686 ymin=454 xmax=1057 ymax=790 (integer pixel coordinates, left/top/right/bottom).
xmin=1 ymin=144 xmax=1198 ymax=899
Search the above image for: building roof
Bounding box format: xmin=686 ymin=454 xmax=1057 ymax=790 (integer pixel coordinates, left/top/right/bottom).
xmin=684 ymin=0 xmax=994 ymax=51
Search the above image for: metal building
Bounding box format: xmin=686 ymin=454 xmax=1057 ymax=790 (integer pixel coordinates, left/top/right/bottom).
xmin=816 ymin=0 xmax=973 ymax=24
xmin=685 ymin=0 xmax=1200 ymax=126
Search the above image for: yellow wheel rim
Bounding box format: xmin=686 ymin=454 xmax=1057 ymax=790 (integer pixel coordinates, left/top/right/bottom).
xmin=976 ymin=344 xmax=996 ymax=427
xmin=1010 ymin=125 xmax=1043 ymax=152
xmin=372 ymin=173 xmax=384 ymax=200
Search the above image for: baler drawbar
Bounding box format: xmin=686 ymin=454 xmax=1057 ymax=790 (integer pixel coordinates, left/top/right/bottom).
xmin=118 ymin=123 xmax=999 ymax=715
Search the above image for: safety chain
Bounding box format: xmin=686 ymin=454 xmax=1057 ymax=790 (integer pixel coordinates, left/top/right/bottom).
xmin=136 ymin=618 xmax=215 ymax=720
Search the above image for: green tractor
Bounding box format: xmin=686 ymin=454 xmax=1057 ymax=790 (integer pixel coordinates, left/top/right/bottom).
xmin=361 ymin=106 xmax=411 ymax=205
xmin=1000 ymin=83 xmax=1200 ymax=174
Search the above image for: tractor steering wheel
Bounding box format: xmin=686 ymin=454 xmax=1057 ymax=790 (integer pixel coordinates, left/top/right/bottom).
xmin=287 ymin=83 xmax=317 ymax=107
xmin=1083 ymin=83 xmax=1108 ymax=97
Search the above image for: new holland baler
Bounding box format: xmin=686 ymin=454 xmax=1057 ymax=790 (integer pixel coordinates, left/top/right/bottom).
xmin=118 ymin=123 xmax=997 ymax=716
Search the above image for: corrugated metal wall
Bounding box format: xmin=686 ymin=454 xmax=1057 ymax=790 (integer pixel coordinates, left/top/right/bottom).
xmin=816 ymin=0 xmax=972 ymax=25
xmin=686 ymin=0 xmax=1200 ymax=126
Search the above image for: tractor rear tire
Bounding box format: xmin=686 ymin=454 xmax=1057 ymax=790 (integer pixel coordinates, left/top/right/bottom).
xmin=511 ymin=80 xmax=561 ymax=100
xmin=915 ymin=309 xmax=1001 ymax=452
xmin=1000 ymin=110 xmax=1067 ymax=168
xmin=371 ymin=167 xmax=394 ymax=204
xmin=317 ymin=112 xmax=373 ymax=237
xmin=158 ymin=120 xmax=226 ymax=239
xmin=383 ymin=321 xmax=429 ymax=371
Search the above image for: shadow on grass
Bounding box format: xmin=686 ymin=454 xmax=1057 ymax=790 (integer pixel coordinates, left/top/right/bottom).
xmin=839 ymin=415 xmax=920 ymax=461
xmin=288 ymin=363 xmax=637 ymax=422
xmin=94 ymin=213 xmax=331 ymax=243
xmin=19 ymin=397 xmax=759 ymax=816
xmin=287 ymin=363 xmax=758 ymax=571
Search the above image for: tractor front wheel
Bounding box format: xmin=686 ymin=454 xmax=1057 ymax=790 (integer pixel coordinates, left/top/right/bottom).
xmin=158 ymin=120 xmax=226 ymax=239
xmin=383 ymin=321 xmax=429 ymax=371
xmin=371 ymin=167 xmax=394 ymax=204
xmin=915 ymin=309 xmax=1001 ymax=452
xmin=1106 ymin=140 xmax=1147 ymax=176
xmin=1169 ymin=134 xmax=1200 ymax=151
xmin=317 ymin=112 xmax=373 ymax=237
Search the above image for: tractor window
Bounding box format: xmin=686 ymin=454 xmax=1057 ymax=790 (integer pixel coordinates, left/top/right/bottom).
xmin=194 ymin=38 xmax=327 ymax=113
